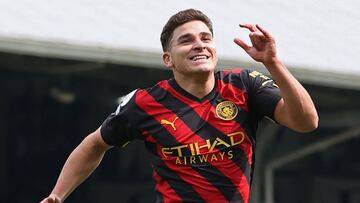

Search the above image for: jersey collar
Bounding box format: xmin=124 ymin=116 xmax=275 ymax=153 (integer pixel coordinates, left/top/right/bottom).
xmin=168 ymin=77 xmax=218 ymax=103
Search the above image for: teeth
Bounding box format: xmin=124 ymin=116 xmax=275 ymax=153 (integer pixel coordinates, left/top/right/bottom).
xmin=192 ymin=55 xmax=208 ymax=61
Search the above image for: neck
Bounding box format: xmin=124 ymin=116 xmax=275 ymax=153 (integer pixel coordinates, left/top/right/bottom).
xmin=173 ymin=72 xmax=215 ymax=99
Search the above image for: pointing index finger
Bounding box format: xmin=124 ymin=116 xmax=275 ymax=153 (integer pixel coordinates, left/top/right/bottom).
xmin=239 ymin=23 xmax=257 ymax=32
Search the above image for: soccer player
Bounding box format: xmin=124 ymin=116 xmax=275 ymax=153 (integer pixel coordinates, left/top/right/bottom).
xmin=40 ymin=9 xmax=318 ymax=203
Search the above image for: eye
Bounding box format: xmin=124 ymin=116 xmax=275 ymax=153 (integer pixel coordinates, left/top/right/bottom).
xmin=202 ymin=36 xmax=212 ymax=42
xmin=179 ymin=39 xmax=190 ymax=44
xmin=178 ymin=37 xmax=193 ymax=45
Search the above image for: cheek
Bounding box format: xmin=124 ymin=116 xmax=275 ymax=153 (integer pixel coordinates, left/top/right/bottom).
xmin=207 ymin=44 xmax=217 ymax=55
xmin=173 ymin=50 xmax=188 ymax=62
xmin=210 ymin=48 xmax=218 ymax=61
xmin=211 ymin=45 xmax=217 ymax=54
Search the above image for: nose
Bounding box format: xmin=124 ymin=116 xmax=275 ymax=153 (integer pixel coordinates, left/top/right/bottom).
xmin=193 ymin=38 xmax=206 ymax=50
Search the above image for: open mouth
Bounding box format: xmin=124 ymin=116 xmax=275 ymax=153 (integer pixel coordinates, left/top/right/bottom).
xmin=190 ymin=55 xmax=210 ymax=61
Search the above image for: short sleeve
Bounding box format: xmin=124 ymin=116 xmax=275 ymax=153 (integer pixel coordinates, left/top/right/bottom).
xmin=100 ymin=89 xmax=139 ymax=147
xmin=242 ymin=69 xmax=282 ymax=121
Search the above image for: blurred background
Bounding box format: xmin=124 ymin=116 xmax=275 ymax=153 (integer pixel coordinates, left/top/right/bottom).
xmin=0 ymin=1 xmax=359 ymax=203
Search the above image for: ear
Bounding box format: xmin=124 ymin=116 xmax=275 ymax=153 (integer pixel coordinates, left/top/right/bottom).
xmin=162 ymin=52 xmax=173 ymax=69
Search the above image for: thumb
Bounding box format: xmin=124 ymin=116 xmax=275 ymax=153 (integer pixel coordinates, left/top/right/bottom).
xmin=234 ymin=38 xmax=251 ymax=52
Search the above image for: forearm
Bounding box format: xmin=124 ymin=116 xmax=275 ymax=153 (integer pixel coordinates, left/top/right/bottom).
xmin=264 ymin=58 xmax=318 ymax=131
xmin=234 ymin=23 xmax=318 ymax=131
xmin=51 ymin=133 xmax=108 ymax=201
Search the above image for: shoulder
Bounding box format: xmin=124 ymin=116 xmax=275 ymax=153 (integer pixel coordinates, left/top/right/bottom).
xmin=136 ymin=79 xmax=170 ymax=104
xmin=115 ymin=79 xmax=170 ymax=111
xmin=216 ymin=68 xmax=276 ymax=86
xmin=216 ymin=68 xmax=254 ymax=87
xmin=216 ymin=68 xmax=252 ymax=80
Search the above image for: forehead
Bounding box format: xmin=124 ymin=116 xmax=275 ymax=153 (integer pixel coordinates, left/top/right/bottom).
xmin=172 ymin=20 xmax=212 ymax=40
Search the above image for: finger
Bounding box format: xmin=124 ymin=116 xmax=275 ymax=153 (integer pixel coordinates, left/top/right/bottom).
xmin=249 ymin=31 xmax=266 ymax=41
xmin=249 ymin=33 xmax=257 ymax=47
xmin=234 ymin=38 xmax=251 ymax=51
xmin=256 ymin=24 xmax=272 ymax=39
xmin=239 ymin=23 xmax=257 ymax=32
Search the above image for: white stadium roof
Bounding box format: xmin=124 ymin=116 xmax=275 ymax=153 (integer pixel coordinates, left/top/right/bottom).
xmin=0 ymin=0 xmax=359 ymax=88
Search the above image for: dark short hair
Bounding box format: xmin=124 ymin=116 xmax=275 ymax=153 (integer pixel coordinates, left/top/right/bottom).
xmin=160 ymin=9 xmax=213 ymax=51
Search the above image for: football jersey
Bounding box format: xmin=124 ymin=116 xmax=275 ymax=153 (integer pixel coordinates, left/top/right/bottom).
xmin=100 ymin=68 xmax=281 ymax=203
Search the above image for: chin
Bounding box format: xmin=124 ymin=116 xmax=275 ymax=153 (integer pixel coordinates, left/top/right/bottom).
xmin=195 ymin=64 xmax=215 ymax=72
xmin=199 ymin=69 xmax=214 ymax=73
xmin=199 ymin=67 xmax=215 ymax=74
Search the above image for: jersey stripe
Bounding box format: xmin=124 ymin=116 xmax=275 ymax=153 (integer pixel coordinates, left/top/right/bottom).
xmin=215 ymin=75 xmax=257 ymax=191
xmin=136 ymin=90 xmax=230 ymax=202
xmin=148 ymin=84 xmax=246 ymax=202
xmin=161 ymin=81 xmax=251 ymax=202
xmin=216 ymin=78 xmax=258 ymax=143
xmin=217 ymin=72 xmax=260 ymax=142
xmin=216 ymin=79 xmax=254 ymax=161
xmin=212 ymin=90 xmax=255 ymax=175
xmin=153 ymin=166 xmax=185 ymax=203
xmin=144 ymin=131 xmax=207 ymax=202
xmin=164 ymin=81 xmax=253 ymax=166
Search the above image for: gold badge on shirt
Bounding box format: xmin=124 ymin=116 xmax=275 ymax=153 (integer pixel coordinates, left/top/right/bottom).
xmin=215 ymin=101 xmax=238 ymax=120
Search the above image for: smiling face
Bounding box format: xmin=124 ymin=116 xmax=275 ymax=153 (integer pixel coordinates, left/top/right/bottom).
xmin=163 ymin=20 xmax=218 ymax=77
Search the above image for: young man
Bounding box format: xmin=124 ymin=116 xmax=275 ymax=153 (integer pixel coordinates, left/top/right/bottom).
xmin=40 ymin=9 xmax=318 ymax=203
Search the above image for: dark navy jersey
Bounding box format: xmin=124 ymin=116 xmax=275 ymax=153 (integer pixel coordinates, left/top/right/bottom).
xmin=100 ymin=68 xmax=281 ymax=203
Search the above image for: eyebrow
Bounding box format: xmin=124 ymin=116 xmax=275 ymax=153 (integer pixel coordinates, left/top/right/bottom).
xmin=176 ymin=32 xmax=212 ymax=43
xmin=176 ymin=33 xmax=192 ymax=43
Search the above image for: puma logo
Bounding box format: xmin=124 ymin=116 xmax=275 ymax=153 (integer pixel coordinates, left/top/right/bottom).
xmin=160 ymin=117 xmax=179 ymax=131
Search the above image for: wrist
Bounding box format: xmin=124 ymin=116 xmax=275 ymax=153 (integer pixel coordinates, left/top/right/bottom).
xmin=49 ymin=193 xmax=63 ymax=203
xmin=263 ymin=57 xmax=283 ymax=70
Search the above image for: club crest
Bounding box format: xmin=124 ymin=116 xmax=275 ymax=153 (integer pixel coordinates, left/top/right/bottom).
xmin=216 ymin=101 xmax=238 ymax=120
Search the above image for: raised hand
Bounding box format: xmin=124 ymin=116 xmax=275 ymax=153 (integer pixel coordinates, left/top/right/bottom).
xmin=234 ymin=24 xmax=277 ymax=66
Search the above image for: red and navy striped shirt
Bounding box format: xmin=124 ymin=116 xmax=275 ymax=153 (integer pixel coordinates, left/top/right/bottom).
xmin=100 ymin=68 xmax=281 ymax=203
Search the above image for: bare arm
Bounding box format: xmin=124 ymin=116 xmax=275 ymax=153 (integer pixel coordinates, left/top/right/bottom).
xmin=234 ymin=24 xmax=318 ymax=132
xmin=264 ymin=58 xmax=318 ymax=132
xmin=40 ymin=128 xmax=112 ymax=203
